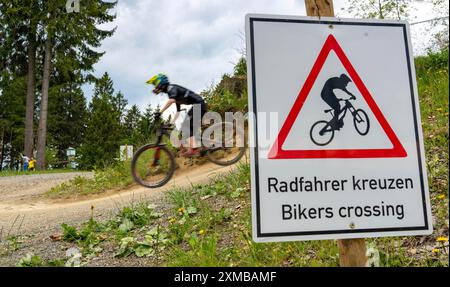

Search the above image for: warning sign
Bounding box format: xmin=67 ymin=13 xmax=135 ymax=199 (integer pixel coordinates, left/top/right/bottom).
xmin=268 ymin=34 xmax=407 ymax=159
xmin=245 ymin=14 xmax=432 ymax=242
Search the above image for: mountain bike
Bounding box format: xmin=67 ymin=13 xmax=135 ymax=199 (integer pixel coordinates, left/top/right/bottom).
xmin=310 ymin=97 xmax=370 ymax=146
xmin=131 ymin=122 xmax=245 ymax=188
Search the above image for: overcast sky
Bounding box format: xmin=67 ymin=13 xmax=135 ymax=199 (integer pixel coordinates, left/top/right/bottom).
xmin=83 ymin=0 xmax=446 ymax=111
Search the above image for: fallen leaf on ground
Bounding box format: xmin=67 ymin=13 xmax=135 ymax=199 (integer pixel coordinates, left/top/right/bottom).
xmin=49 ymin=234 xmax=62 ymax=241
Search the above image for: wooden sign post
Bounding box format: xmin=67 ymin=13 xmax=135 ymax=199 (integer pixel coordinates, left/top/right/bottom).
xmin=304 ymin=0 xmax=368 ymax=267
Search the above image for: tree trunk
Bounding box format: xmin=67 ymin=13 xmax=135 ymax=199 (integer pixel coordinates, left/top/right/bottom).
xmin=0 ymin=128 xmax=4 ymax=171
xmin=337 ymin=238 xmax=368 ymax=267
xmin=36 ymin=37 xmax=52 ymax=170
xmin=9 ymin=128 xmax=13 ymax=170
xmin=305 ymin=0 xmax=335 ymax=17
xmin=378 ymin=0 xmax=384 ymax=19
xmin=24 ymin=34 xmax=36 ymax=158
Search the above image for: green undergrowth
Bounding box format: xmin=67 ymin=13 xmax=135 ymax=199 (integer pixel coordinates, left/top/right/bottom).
xmin=203 ymin=89 xmax=248 ymax=115
xmin=16 ymin=254 xmax=65 ymax=267
xmin=59 ymin=202 xmax=164 ymax=259
xmin=162 ymin=163 xmax=447 ymax=267
xmin=35 ymin=158 xmax=447 ymax=266
xmin=416 ymin=50 xmax=449 ymax=201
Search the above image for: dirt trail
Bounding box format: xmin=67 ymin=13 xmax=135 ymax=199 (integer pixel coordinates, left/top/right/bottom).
xmin=0 ymin=162 xmax=237 ymax=236
xmin=0 ymin=172 xmax=94 ymax=205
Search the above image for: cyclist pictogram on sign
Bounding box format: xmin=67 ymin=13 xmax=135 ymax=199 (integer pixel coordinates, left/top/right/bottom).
xmin=268 ymin=34 xmax=407 ymax=160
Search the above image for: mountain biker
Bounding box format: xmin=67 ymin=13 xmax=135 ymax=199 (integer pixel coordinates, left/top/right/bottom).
xmin=146 ymin=73 xmax=207 ymax=157
xmin=321 ymin=73 xmax=356 ymax=129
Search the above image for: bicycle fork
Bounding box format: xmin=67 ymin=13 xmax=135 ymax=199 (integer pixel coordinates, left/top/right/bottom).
xmin=349 ymin=106 xmax=363 ymax=123
xmin=152 ymin=147 xmax=161 ymax=167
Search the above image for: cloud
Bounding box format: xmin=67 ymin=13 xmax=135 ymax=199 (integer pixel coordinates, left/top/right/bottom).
xmin=85 ymin=0 xmax=441 ymax=111
xmin=85 ymin=0 xmax=307 ymax=109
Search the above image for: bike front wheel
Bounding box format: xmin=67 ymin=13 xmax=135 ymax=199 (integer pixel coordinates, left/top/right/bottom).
xmin=131 ymin=144 xmax=176 ymax=188
xmin=310 ymin=120 xmax=334 ymax=146
xmin=353 ymin=109 xmax=370 ymax=136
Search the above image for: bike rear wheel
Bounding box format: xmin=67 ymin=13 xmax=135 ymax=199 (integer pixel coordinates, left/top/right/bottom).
xmin=131 ymin=144 xmax=175 ymax=188
xmin=310 ymin=120 xmax=334 ymax=146
xmin=353 ymin=109 xmax=370 ymax=136
xmin=205 ymin=122 xmax=246 ymax=166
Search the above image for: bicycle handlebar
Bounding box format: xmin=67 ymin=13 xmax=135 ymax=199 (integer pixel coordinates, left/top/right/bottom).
xmin=338 ymin=96 xmax=356 ymax=102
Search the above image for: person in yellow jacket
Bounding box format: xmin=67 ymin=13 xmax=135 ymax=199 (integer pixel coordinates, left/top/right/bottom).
xmin=28 ymin=157 xmax=36 ymax=171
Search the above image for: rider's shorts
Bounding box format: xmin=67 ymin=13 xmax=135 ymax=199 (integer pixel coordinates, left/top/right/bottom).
xmin=321 ymin=90 xmax=340 ymax=112
xmin=181 ymin=101 xmax=208 ymax=139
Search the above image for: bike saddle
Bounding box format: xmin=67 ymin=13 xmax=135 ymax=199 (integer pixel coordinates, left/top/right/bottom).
xmin=324 ymin=109 xmax=333 ymax=113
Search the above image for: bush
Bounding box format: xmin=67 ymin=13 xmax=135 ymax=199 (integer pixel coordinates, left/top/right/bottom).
xmin=415 ymin=49 xmax=449 ymax=73
xmin=204 ymin=90 xmax=248 ymax=115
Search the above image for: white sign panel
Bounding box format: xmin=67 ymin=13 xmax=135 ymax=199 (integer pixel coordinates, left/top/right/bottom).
xmin=245 ymin=14 xmax=432 ymax=242
xmin=120 ymin=145 xmax=134 ymax=161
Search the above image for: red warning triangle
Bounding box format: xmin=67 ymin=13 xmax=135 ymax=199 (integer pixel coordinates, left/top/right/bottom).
xmin=268 ymin=34 xmax=407 ymax=159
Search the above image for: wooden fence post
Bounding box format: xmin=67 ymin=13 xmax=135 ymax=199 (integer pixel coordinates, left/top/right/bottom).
xmin=304 ymin=0 xmax=368 ymax=267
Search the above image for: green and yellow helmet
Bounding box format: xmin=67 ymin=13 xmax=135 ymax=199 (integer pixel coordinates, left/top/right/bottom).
xmin=146 ymin=73 xmax=169 ymax=94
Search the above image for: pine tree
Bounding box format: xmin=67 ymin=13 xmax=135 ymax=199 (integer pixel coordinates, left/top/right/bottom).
xmin=0 ymin=75 xmax=27 ymax=169
xmin=47 ymin=83 xmax=87 ymax=165
xmin=79 ymin=73 xmax=122 ymax=169
xmin=112 ymin=91 xmax=128 ymax=124
xmin=1 ymin=1 xmax=117 ymax=170
xmin=0 ymin=0 xmax=29 ymax=169
xmin=24 ymin=0 xmax=40 ymax=158
xmin=123 ymin=104 xmax=142 ymax=145
xmin=138 ymin=104 xmax=160 ymax=143
xmin=36 ymin=0 xmax=117 ymax=169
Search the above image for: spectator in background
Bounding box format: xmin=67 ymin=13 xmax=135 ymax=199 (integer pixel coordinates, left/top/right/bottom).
xmin=20 ymin=153 xmax=30 ymax=172
xmin=29 ymin=157 xmax=36 ymax=172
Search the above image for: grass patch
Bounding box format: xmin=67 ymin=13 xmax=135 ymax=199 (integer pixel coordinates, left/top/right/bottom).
xmin=16 ymin=253 xmax=65 ymax=267
xmin=45 ymin=161 xmax=133 ymax=198
xmin=162 ymin=164 xmax=344 ymax=267
xmin=416 ymin=50 xmax=449 ymax=201
xmin=162 ymin=158 xmax=447 ymax=267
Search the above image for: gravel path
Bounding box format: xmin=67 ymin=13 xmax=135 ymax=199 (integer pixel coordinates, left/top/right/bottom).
xmin=0 ymin=172 xmax=93 ymax=204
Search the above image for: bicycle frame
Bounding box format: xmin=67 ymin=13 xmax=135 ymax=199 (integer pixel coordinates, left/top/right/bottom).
xmin=320 ymin=99 xmax=360 ymax=135
xmin=311 ymin=98 xmax=369 ymax=145
xmin=343 ymin=100 xmax=364 ymax=123
xmin=328 ymin=99 xmax=363 ymax=126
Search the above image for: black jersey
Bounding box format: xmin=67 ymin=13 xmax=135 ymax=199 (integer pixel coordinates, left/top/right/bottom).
xmin=167 ymin=84 xmax=204 ymax=111
xmin=321 ymin=77 xmax=349 ymax=97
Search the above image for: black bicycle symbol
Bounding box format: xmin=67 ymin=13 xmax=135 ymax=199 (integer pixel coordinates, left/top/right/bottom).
xmin=309 ymin=98 xmax=370 ymax=146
